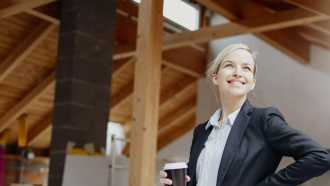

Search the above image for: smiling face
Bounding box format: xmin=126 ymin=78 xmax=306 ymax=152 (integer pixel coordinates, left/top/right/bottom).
xmin=211 ymin=49 xmax=256 ymax=98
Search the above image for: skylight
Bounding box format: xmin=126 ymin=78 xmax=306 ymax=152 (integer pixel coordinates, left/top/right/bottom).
xmin=132 ymin=0 xmax=200 ymax=31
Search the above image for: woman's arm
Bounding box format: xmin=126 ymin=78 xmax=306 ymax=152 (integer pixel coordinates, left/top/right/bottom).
xmin=258 ymin=107 xmax=330 ymax=186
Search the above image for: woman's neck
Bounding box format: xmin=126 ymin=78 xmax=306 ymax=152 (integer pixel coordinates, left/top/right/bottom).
xmin=219 ymin=94 xmax=246 ymax=121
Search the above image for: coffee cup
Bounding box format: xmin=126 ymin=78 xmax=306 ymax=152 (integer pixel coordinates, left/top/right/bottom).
xmin=163 ymin=162 xmax=187 ymax=186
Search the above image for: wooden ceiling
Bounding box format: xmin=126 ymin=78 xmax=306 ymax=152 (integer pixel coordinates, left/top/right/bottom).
xmin=0 ymin=0 xmax=329 ymax=155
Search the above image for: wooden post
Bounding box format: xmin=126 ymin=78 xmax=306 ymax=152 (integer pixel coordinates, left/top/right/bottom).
xmin=128 ymin=0 xmax=163 ymax=186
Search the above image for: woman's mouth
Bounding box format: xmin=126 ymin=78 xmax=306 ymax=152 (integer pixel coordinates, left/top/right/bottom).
xmin=227 ymin=79 xmax=246 ymax=85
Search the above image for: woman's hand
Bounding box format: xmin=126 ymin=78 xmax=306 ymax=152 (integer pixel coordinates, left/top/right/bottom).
xmin=159 ymin=170 xmax=191 ymax=185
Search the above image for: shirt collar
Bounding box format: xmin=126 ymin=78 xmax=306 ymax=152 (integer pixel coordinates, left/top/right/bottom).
xmin=205 ymin=106 xmax=242 ymax=130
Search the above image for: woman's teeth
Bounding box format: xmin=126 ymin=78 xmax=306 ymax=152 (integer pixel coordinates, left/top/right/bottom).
xmin=227 ymin=80 xmax=245 ymax=85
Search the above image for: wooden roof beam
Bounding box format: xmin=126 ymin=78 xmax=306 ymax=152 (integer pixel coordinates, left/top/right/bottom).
xmin=0 ymin=22 xmax=55 ymax=83
xmin=0 ymin=0 xmax=56 ymax=19
xmin=0 ymin=71 xmax=55 ymax=132
xmin=164 ymin=8 xmax=327 ymax=50
xmin=111 ymin=64 xmax=196 ymax=112
xmin=300 ymin=27 xmax=330 ymax=49
xmin=27 ymin=113 xmax=52 ymax=146
xmin=158 ymin=96 xmax=197 ymax=136
xmin=259 ymin=28 xmax=310 ymax=63
xmin=28 ymin=59 xmax=132 ymax=146
xmin=193 ymin=0 xmax=320 ymax=64
xmin=157 ymin=115 xmax=196 ymax=150
xmin=195 ymin=0 xmax=238 ymax=20
xmin=24 ymin=7 xmax=206 ymax=78
xmin=24 ymin=9 xmax=59 ymax=25
xmin=308 ymin=21 xmax=330 ymax=35
xmin=122 ymin=78 xmax=196 ymax=152
xmin=285 ymin=0 xmax=330 ymax=17
xmin=124 ymin=115 xmax=197 ymax=154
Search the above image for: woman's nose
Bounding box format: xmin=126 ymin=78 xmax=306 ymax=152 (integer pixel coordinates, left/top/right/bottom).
xmin=233 ymin=68 xmax=242 ymax=77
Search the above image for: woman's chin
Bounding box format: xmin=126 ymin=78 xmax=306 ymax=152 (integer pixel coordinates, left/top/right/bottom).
xmin=224 ymin=89 xmax=248 ymax=97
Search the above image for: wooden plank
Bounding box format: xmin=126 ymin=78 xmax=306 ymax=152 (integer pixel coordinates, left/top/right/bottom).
xmin=122 ymin=79 xmax=196 ymax=155
xmin=115 ymin=6 xmax=325 ymax=61
xmin=164 ymin=8 xmax=326 ymax=49
xmin=285 ymin=0 xmax=330 ymax=16
xmin=128 ymin=0 xmax=163 ymax=186
xmin=112 ymin=68 xmax=195 ymax=117
xmin=0 ymin=22 xmax=55 ymax=83
xmin=194 ymin=0 xmax=315 ymax=64
xmin=24 ymin=9 xmax=59 ymax=25
xmin=27 ymin=113 xmax=52 ymax=146
xmin=125 ymin=108 xmax=197 ymax=154
xmin=157 ymin=115 xmax=196 ymax=150
xmin=195 ymin=0 xmax=238 ymax=20
xmin=259 ymin=28 xmax=310 ymax=63
xmin=0 ymin=71 xmax=55 ymax=132
xmin=0 ymin=0 xmax=57 ymax=19
xmin=308 ymin=21 xmax=330 ymax=35
xmin=23 ymin=5 xmax=206 ymax=78
xmin=158 ymin=96 xmax=196 ymax=135
xmin=300 ymin=27 xmax=330 ymax=49
xmin=111 ymin=81 xmax=133 ymax=110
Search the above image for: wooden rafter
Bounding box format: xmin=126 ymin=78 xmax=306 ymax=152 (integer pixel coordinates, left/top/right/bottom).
xmin=0 ymin=22 xmax=55 ymax=83
xmin=193 ymin=0 xmax=321 ymax=64
xmin=195 ymin=0 xmax=237 ymax=20
xmin=111 ymin=65 xmax=197 ymax=113
xmin=158 ymin=95 xmax=197 ymax=135
xmin=27 ymin=59 xmax=134 ymax=146
xmin=123 ymin=78 xmax=196 ymax=153
xmin=122 ymin=75 xmax=196 ymax=127
xmin=0 ymin=71 xmax=55 ymax=132
xmin=164 ymin=8 xmax=326 ymax=50
xmin=0 ymin=0 xmax=56 ymax=19
xmin=308 ymin=21 xmax=330 ymax=35
xmin=25 ymin=9 xmax=59 ymax=25
xmin=24 ymin=3 xmax=206 ymax=78
xmin=300 ymin=27 xmax=330 ymax=49
xmin=111 ymin=81 xmax=133 ymax=110
xmin=285 ymin=0 xmax=330 ymax=16
xmin=27 ymin=113 xmax=52 ymax=146
xmin=260 ymin=28 xmax=310 ymax=63
xmin=157 ymin=115 xmax=196 ymax=150
xmin=113 ymin=4 xmax=327 ymax=64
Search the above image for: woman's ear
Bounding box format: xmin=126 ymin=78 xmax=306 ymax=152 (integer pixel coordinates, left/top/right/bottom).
xmin=211 ymin=73 xmax=219 ymax=85
xmin=250 ymin=78 xmax=256 ymax=90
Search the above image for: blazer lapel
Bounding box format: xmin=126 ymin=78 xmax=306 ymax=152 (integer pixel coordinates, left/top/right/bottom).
xmin=191 ymin=123 xmax=213 ymax=183
xmin=216 ymin=100 xmax=254 ymax=186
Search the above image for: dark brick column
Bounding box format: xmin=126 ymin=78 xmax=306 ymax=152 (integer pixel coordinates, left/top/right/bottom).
xmin=48 ymin=1 xmax=116 ymax=185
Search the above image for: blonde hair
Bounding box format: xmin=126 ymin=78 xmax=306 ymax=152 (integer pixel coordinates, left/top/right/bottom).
xmin=206 ymin=43 xmax=257 ymax=105
xmin=206 ymin=43 xmax=257 ymax=80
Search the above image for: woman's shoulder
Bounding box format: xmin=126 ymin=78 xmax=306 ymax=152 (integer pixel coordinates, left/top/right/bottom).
xmin=252 ymin=105 xmax=287 ymax=126
xmin=253 ymin=105 xmax=284 ymax=118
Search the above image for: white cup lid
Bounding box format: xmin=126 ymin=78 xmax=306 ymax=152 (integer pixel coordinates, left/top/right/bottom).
xmin=164 ymin=162 xmax=187 ymax=170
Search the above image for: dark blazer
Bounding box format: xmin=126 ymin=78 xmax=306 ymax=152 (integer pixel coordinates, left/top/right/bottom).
xmin=187 ymin=100 xmax=330 ymax=186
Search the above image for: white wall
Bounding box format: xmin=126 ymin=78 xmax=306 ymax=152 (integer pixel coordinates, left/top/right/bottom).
xmin=155 ymin=15 xmax=330 ymax=186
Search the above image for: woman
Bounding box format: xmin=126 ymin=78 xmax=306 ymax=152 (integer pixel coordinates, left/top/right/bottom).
xmin=160 ymin=44 xmax=330 ymax=186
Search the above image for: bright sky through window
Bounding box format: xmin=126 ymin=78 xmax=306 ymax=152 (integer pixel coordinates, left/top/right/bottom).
xmin=132 ymin=0 xmax=200 ymax=30
xmin=106 ymin=122 xmax=126 ymax=155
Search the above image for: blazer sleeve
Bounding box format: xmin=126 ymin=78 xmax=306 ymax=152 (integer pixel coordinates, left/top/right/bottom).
xmin=257 ymin=107 xmax=330 ymax=186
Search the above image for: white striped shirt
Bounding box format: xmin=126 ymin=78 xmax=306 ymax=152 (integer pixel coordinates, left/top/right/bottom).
xmin=196 ymin=107 xmax=241 ymax=186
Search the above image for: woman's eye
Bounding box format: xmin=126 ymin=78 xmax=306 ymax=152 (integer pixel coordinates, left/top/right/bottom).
xmin=243 ymin=66 xmax=251 ymax=71
xmin=224 ymin=64 xmax=233 ymax=68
